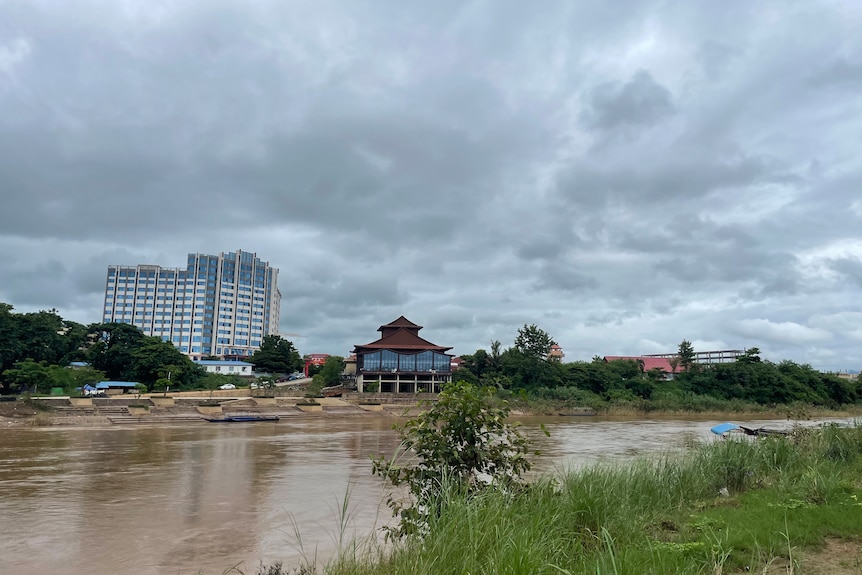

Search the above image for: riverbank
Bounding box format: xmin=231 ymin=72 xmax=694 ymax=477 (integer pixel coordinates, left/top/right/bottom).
xmin=2 ymin=396 xmax=861 ymax=427
xmin=306 ymin=423 xmax=862 ymax=575
xmin=0 ymin=396 xmax=396 ymax=426
xmin=506 ymin=394 xmax=862 ymax=420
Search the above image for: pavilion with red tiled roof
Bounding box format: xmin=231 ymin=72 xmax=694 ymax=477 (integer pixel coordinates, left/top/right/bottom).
xmin=603 ymin=356 xmax=684 ymax=379
xmin=352 ymin=316 xmax=453 ymax=393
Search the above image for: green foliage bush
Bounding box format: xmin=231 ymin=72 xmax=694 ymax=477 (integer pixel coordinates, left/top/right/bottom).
xmin=371 ymin=381 xmax=540 ymax=538
xmin=363 ymin=382 xmax=380 ymax=393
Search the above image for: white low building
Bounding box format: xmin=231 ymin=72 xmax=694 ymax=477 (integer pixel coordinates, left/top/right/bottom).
xmin=194 ymin=360 xmax=254 ymax=375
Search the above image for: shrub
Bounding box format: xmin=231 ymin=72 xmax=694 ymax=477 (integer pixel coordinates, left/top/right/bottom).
xmin=28 ymin=413 xmax=54 ymax=427
xmin=371 ymin=381 xmax=542 ymax=538
xmin=363 ymin=382 xmax=380 ymax=393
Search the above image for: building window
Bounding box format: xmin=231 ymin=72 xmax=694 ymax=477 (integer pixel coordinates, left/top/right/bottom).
xmin=363 ymin=351 xmax=381 ymax=371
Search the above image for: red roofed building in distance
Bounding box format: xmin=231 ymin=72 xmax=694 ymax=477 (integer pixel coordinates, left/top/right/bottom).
xmin=352 ymin=316 xmax=453 ymax=394
xmin=548 ymin=344 xmax=564 ymax=362
xmin=603 ymin=356 xmax=683 ymax=380
xmin=304 ymin=353 xmax=330 ymax=376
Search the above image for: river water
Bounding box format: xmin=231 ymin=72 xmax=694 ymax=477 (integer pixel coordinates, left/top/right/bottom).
xmin=0 ymin=414 xmax=855 ymax=575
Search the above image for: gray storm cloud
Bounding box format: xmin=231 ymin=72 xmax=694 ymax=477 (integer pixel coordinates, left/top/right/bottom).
xmin=1 ymin=0 xmax=861 ymax=370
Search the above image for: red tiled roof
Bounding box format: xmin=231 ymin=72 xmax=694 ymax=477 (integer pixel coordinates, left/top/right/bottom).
xmin=354 ymin=316 xmax=452 ymax=353
xmin=379 ymin=315 xmax=422 ymax=331
xmin=603 ymin=356 xmax=684 ymax=373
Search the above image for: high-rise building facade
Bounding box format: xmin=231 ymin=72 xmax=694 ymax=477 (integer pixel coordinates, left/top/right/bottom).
xmin=102 ymin=249 xmax=281 ymax=359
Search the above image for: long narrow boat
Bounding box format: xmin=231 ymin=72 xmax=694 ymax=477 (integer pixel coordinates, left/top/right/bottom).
xmin=205 ymin=415 xmax=280 ymax=423
xmin=710 ymin=422 xmax=789 ymax=437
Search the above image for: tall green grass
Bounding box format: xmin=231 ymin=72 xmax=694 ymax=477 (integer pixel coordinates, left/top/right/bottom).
xmin=522 ymin=387 xmax=862 ymax=417
xmin=316 ymin=423 xmax=862 ymax=575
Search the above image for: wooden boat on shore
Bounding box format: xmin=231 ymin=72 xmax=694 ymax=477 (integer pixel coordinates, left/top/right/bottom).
xmin=711 ymin=422 xmax=789 ymax=437
xmin=738 ymin=425 xmax=788 ymax=437
xmin=205 ymin=415 xmax=280 ymax=423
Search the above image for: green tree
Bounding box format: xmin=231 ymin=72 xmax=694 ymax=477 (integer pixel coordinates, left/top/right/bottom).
xmin=451 ymin=365 xmax=478 ymax=386
xmin=2 ymin=359 xmax=52 ymax=394
xmin=133 ymin=383 xmax=147 ymax=400
xmin=68 ymin=366 xmax=106 ymax=389
xmin=320 ymin=355 xmax=346 ymax=386
xmin=489 ymin=340 xmax=503 ymax=371
xmin=129 ymin=338 xmax=201 ymax=389
xmin=153 ymin=378 xmax=172 ymax=396
xmin=646 ymin=368 xmax=666 ymax=383
xmin=503 ymin=325 xmax=560 ymax=391
xmin=605 ymin=358 xmax=643 ymax=381
xmin=565 ymin=360 xmax=616 ymax=396
xmin=514 ymin=324 xmax=556 ymax=360
xmin=371 ymin=382 xmax=539 ymax=538
xmin=0 ymin=304 xmax=88 ymax=391
xmin=0 ymin=303 xmax=21 ymax=381
xmin=737 ymin=347 xmax=762 ymax=364
xmin=458 ymin=349 xmax=490 ymax=385
xmin=48 ymin=365 xmax=105 ymax=395
xmin=677 ymin=339 xmax=696 ymax=372
xmin=86 ymin=323 xmax=146 ymax=381
xmin=249 ymin=335 xmax=302 ymax=374
xmin=307 ymin=374 xmax=325 ymax=397
xmin=16 ymin=309 xmax=87 ymax=365
xmin=306 ymin=363 xmax=323 ymax=377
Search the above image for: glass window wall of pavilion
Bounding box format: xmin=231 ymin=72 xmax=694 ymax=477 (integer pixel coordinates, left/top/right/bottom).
xmin=360 ymin=350 xmax=451 ymax=373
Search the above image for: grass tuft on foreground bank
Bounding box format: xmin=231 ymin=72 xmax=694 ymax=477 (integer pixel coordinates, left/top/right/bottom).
xmin=308 ymin=423 xmax=862 ymax=575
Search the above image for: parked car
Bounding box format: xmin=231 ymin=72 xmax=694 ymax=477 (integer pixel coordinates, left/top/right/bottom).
xmin=219 ymin=383 xmax=236 ymax=390
xmin=288 ymin=373 xmax=304 ymax=381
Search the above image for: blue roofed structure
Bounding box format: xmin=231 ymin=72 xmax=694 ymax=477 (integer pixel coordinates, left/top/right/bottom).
xmin=95 ymin=381 xmax=141 ymax=395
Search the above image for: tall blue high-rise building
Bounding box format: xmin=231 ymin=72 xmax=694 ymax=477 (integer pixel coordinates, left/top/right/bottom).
xmin=102 ymin=249 xmax=281 ymax=358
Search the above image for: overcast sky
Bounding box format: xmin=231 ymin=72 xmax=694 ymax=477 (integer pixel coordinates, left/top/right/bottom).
xmin=2 ymin=1 xmax=861 ymax=370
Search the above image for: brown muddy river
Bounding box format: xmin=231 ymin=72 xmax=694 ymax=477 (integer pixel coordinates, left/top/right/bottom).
xmin=0 ymin=414 xmax=855 ymax=575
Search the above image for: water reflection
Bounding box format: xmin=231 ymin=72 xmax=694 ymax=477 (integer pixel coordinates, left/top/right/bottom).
xmin=0 ymin=415 xmax=856 ymax=574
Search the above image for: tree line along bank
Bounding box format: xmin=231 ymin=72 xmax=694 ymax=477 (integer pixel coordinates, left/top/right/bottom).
xmin=453 ymin=327 xmax=861 ymax=410
xmin=0 ymin=303 xmax=344 ymax=395
xmin=2 ymin=303 xmax=859 ymax=409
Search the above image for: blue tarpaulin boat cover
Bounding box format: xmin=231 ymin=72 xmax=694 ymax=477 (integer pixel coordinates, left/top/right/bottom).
xmin=711 ymin=422 xmax=740 ymax=435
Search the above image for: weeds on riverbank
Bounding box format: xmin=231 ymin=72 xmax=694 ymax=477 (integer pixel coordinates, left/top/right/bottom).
xmin=27 ymin=412 xmax=54 ymax=426
xmin=313 ymin=422 xmax=862 ymax=575
xmin=506 ymin=389 xmax=862 ymax=420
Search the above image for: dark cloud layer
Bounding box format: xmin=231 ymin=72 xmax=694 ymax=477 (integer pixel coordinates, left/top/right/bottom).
xmin=1 ymin=1 xmax=861 ymax=371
